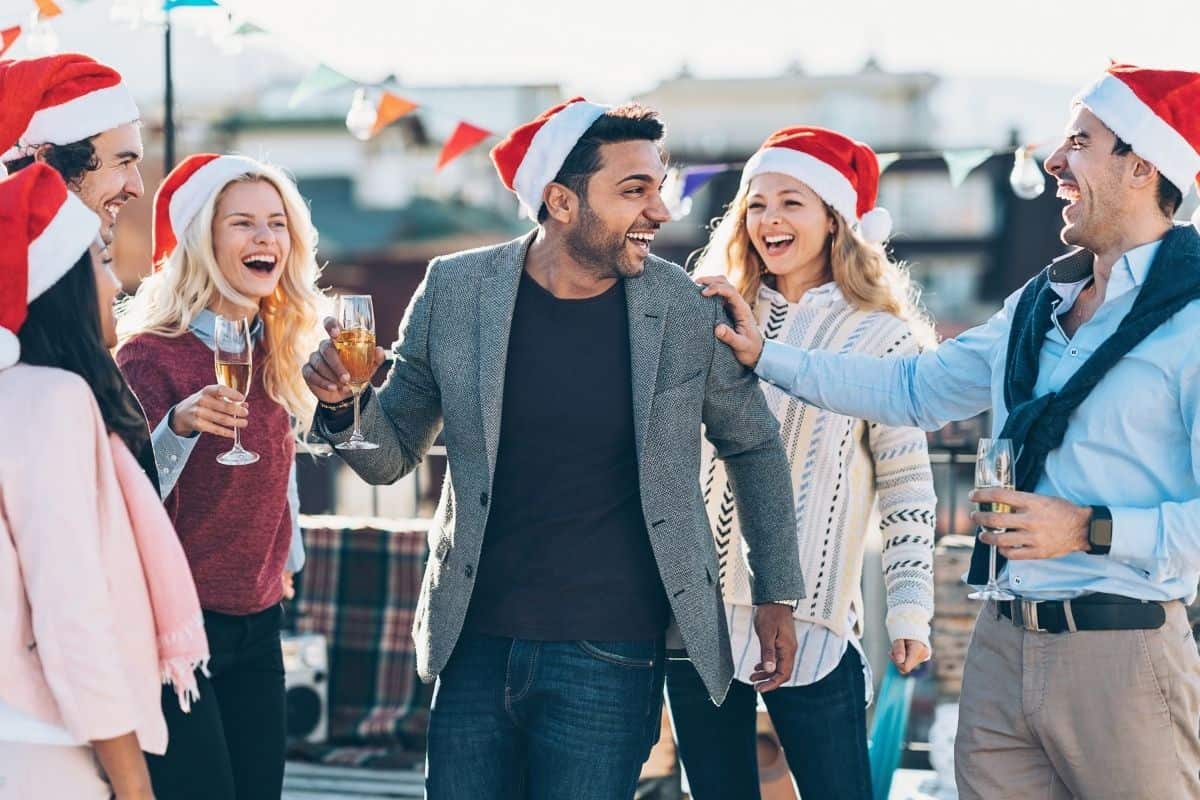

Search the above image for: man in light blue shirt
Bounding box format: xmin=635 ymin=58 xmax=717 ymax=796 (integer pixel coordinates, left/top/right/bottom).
xmin=700 ymin=64 xmax=1200 ymax=799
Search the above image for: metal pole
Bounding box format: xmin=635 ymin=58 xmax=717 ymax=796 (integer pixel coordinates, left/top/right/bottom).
xmin=163 ymin=11 xmax=175 ymax=173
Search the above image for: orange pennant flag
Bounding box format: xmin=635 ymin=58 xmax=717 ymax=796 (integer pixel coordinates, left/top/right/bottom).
xmin=34 ymin=0 xmax=63 ymax=19
xmin=370 ymin=91 xmax=418 ymax=137
xmin=437 ymin=122 xmax=491 ymax=170
xmin=0 ymin=26 xmax=20 ymax=57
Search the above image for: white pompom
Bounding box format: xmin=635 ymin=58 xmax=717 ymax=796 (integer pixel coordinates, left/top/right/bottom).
xmin=857 ymin=206 xmax=893 ymax=244
xmin=0 ymin=328 xmax=20 ymax=370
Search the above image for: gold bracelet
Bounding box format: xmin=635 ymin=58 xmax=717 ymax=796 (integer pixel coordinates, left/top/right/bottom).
xmin=319 ymin=396 xmax=356 ymax=412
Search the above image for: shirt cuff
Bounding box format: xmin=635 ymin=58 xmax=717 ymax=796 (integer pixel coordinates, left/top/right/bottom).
xmin=317 ymin=390 xmax=371 ymax=435
xmin=151 ymin=408 xmax=200 ymax=498
xmin=754 ymin=339 xmax=806 ymax=390
xmin=1106 ymin=505 xmax=1161 ymax=577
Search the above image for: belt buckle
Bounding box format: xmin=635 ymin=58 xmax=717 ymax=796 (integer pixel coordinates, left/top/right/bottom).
xmin=1020 ymin=600 xmax=1046 ymax=633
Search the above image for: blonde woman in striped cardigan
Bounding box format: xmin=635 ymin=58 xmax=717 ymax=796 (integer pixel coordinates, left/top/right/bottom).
xmin=669 ymin=127 xmax=937 ymax=800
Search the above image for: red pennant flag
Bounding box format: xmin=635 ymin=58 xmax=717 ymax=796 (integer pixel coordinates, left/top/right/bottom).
xmin=0 ymin=26 xmax=19 ymax=57
xmin=35 ymin=0 xmax=63 ymax=19
xmin=437 ymin=122 xmax=491 ymax=170
xmin=370 ymin=91 xmax=418 ymax=137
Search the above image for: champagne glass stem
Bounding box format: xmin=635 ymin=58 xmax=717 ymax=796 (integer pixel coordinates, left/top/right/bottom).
xmin=233 ymin=401 xmax=244 ymax=452
xmin=988 ymin=542 xmax=999 ymax=590
xmin=351 ymin=388 xmax=363 ymax=442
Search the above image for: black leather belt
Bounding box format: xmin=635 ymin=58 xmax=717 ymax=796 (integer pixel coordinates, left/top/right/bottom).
xmin=997 ymin=592 xmax=1168 ymax=633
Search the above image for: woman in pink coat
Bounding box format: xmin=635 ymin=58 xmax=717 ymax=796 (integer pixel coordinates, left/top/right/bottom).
xmin=0 ymin=165 xmax=207 ymax=798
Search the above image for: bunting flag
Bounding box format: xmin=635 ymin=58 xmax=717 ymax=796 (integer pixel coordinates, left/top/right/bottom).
xmin=163 ymin=0 xmax=220 ymax=8
xmin=288 ymin=63 xmax=353 ymax=109
xmin=680 ymin=163 xmax=730 ymax=200
xmin=0 ymin=26 xmax=20 ymax=57
xmin=370 ymin=91 xmax=418 ymax=137
xmin=876 ymin=152 xmax=902 ymax=174
xmin=234 ymin=21 xmax=265 ymax=35
xmin=942 ymin=148 xmax=995 ymax=188
xmin=34 ymin=0 xmax=62 ymax=18
xmin=436 ymin=121 xmax=491 ymax=170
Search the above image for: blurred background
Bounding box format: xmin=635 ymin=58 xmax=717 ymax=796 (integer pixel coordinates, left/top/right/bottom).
xmin=4 ymin=1 xmax=1196 ymax=796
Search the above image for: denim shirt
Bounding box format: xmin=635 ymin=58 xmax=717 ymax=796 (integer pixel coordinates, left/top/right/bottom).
xmin=756 ymin=235 xmax=1200 ymax=603
xmin=149 ymin=309 xmax=304 ymax=572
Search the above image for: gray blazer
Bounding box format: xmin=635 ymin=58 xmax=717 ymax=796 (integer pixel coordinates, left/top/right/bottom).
xmin=316 ymin=232 xmax=804 ymax=702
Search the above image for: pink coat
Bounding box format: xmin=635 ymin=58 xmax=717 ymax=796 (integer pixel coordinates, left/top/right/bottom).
xmin=0 ymin=364 xmax=168 ymax=754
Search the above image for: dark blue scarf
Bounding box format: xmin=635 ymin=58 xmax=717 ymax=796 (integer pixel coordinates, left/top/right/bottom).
xmin=967 ymin=225 xmax=1200 ymax=584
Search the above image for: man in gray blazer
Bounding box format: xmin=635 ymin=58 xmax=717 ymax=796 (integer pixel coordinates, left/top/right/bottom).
xmin=304 ymin=99 xmax=803 ymax=799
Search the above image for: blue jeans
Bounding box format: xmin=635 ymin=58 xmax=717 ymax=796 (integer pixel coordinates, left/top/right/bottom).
xmin=426 ymin=631 xmax=665 ymax=800
xmin=666 ymin=647 xmax=871 ymax=800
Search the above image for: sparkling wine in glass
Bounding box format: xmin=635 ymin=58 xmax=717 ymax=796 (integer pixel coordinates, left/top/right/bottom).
xmin=969 ymin=437 xmax=1016 ymax=601
xmin=333 ymin=294 xmax=379 ymax=451
xmin=213 ymin=314 xmax=259 ymax=466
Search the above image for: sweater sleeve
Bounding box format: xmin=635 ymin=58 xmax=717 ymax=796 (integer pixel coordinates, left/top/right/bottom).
xmin=5 ymin=373 xmax=141 ymax=742
xmin=867 ymin=324 xmax=937 ymax=647
xmin=116 ymin=337 xmax=184 ymax=437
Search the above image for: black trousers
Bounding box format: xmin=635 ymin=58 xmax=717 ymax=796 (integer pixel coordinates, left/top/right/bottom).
xmin=147 ymin=604 xmax=286 ymax=800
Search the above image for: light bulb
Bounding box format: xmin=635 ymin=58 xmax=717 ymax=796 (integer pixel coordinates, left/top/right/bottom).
xmin=661 ymin=167 xmax=693 ymax=220
xmin=1010 ymin=147 xmax=1046 ymax=200
xmin=25 ymin=19 xmax=59 ymax=55
xmin=345 ymin=88 xmax=378 ymax=142
xmin=213 ymin=14 xmax=244 ymax=55
xmin=140 ymin=0 xmax=167 ymax=27
xmin=109 ymin=0 xmax=141 ymax=27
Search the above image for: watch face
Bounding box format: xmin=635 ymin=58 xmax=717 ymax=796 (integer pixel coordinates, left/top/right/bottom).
xmin=1092 ymin=518 xmax=1114 ymax=547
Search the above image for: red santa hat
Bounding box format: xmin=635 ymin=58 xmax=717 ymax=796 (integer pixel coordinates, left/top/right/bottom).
xmin=740 ymin=126 xmax=893 ymax=244
xmin=152 ymin=153 xmax=263 ymax=266
xmin=0 ymin=54 xmax=139 ymax=164
xmin=0 ymin=163 xmax=100 ymax=369
xmin=490 ymin=96 xmax=610 ymax=219
xmin=1075 ymin=63 xmax=1200 ymax=227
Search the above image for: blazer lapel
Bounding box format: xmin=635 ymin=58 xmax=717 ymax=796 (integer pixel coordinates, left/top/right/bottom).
xmin=478 ymin=232 xmax=533 ymax=476
xmin=625 ymin=264 xmax=668 ymax=462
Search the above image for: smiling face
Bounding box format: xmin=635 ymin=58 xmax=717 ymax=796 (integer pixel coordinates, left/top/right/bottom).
xmin=211 ymin=179 xmax=291 ymax=307
xmin=90 ymin=239 xmax=121 ymax=349
xmin=1043 ymin=106 xmax=1132 ymax=252
xmin=73 ymin=122 xmax=144 ymax=244
xmin=745 ymin=172 xmax=835 ymax=284
xmin=560 ymin=140 xmax=671 ymax=279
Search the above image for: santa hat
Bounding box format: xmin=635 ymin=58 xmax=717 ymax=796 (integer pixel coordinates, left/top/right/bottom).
xmin=0 ymin=163 xmax=100 ymax=369
xmin=1075 ymin=63 xmax=1200 ymax=228
xmin=740 ymin=126 xmax=893 ymax=244
xmin=152 ymin=153 xmax=262 ymax=266
xmin=490 ymin=96 xmax=610 ymax=219
xmin=0 ymin=54 xmax=139 ymax=162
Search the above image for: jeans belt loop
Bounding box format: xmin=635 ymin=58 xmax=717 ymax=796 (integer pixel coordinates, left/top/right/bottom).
xmin=1062 ymin=599 xmax=1078 ymax=633
xmin=1020 ymin=599 xmax=1046 ymax=632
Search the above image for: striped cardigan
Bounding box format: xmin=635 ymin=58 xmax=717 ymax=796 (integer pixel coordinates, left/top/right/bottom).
xmin=703 ymin=282 xmax=936 ymax=647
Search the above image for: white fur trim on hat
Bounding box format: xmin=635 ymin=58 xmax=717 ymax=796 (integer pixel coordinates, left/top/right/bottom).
xmin=1076 ymin=74 xmax=1200 ymax=198
xmin=27 ymin=191 xmax=100 ymax=301
xmin=0 ymin=328 xmax=19 ymax=370
xmin=741 ymin=148 xmax=860 ymax=225
xmin=168 ymin=155 xmax=261 ymax=240
xmin=20 ymin=83 xmax=139 ymax=147
xmin=512 ymin=100 xmax=608 ymax=219
xmin=857 ymin=207 xmax=893 ymax=243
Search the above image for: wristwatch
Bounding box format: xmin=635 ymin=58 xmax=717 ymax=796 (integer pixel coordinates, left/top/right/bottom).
xmin=1087 ymin=505 xmax=1113 ymax=555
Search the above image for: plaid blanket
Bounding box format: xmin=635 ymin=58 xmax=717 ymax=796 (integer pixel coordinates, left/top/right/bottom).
xmin=293 ymin=515 xmax=435 ymax=745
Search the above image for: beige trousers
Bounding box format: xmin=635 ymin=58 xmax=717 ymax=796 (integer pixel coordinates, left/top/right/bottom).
xmin=955 ymin=599 xmax=1200 ymax=800
xmin=0 ymin=741 xmax=111 ymax=799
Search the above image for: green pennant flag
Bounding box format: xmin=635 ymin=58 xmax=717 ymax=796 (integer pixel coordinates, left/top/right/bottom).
xmin=234 ymin=22 xmax=265 ymax=35
xmin=943 ymin=148 xmax=994 ymax=188
xmin=288 ymin=64 xmax=353 ymax=109
xmin=876 ymin=152 xmax=901 ymax=174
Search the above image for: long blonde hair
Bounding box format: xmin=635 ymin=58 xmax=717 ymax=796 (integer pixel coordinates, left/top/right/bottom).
xmin=693 ymin=184 xmax=937 ymax=349
xmin=117 ymin=160 xmax=328 ymax=438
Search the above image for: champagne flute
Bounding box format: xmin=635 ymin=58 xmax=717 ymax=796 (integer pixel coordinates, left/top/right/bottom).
xmin=969 ymin=437 xmax=1016 ymax=601
xmin=213 ymin=315 xmax=260 ymax=466
xmin=333 ymin=294 xmax=379 ymax=451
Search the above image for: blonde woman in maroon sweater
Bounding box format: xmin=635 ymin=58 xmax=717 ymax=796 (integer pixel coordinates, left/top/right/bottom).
xmin=116 ymin=155 xmax=325 ymax=800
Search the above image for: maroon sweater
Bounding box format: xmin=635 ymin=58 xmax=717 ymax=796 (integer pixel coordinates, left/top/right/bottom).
xmin=117 ymin=332 xmax=294 ymax=615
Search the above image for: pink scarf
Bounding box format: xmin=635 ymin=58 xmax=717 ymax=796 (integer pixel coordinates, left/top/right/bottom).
xmin=110 ymin=434 xmax=210 ymax=711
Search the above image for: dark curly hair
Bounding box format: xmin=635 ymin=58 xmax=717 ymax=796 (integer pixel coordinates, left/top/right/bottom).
xmin=537 ymin=104 xmax=665 ymax=223
xmin=3 ymin=137 xmax=101 ymax=189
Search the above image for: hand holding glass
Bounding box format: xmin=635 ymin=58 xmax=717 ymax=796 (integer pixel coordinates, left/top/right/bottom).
xmin=213 ymin=315 xmax=259 ymax=466
xmin=333 ymin=294 xmax=379 ymax=450
xmin=969 ymin=437 xmax=1016 ymax=601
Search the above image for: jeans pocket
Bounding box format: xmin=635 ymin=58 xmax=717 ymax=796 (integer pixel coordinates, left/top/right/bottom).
xmin=575 ymin=640 xmax=656 ymax=669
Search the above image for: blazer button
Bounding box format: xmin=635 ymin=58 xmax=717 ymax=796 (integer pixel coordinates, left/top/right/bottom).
xmin=465 ymin=564 xmax=474 ymax=578
xmin=480 ymin=492 xmax=489 ymax=507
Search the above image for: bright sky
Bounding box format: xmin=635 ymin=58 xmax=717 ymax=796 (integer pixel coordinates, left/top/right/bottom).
xmin=4 ymin=0 xmax=1197 ymax=102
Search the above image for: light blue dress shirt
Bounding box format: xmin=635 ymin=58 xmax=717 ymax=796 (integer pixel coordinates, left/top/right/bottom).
xmin=149 ymin=309 xmax=305 ymax=572
xmin=756 ymin=236 xmax=1200 ymax=603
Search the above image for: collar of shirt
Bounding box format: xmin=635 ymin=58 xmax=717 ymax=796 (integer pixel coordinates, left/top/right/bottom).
xmin=188 ymin=308 xmax=265 ymax=350
xmin=1050 ymin=238 xmax=1163 ymax=315
xmin=758 ymin=280 xmax=843 ymax=308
